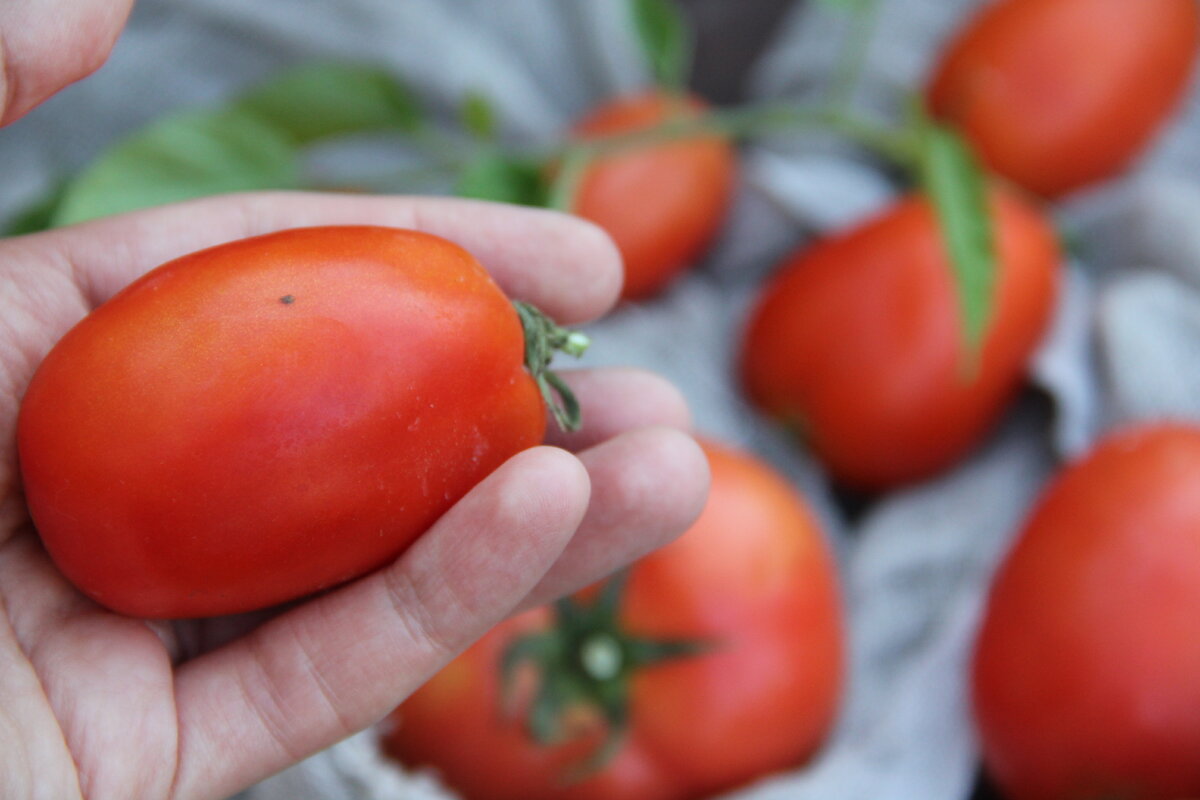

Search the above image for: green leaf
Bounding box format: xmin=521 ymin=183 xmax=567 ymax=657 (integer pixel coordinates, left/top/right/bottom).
xmin=48 ymin=63 xmax=426 ymax=227
xmin=629 ymin=0 xmax=692 ymax=92
xmin=234 ymin=62 xmax=422 ymax=145
xmin=52 ymin=109 xmax=300 ymax=226
xmin=460 ymin=91 xmax=497 ymax=141
xmin=455 ymin=151 xmax=548 ymax=207
xmin=917 ymin=121 xmax=996 ymax=361
xmin=4 ymin=181 xmax=69 ymax=236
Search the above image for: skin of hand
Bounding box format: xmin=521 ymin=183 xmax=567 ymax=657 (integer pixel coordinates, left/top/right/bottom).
xmin=0 ymin=4 xmax=710 ymax=798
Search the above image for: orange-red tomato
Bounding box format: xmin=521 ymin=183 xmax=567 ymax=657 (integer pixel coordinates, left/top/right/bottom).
xmin=384 ymin=440 xmax=844 ymax=800
xmin=928 ymin=0 xmax=1200 ymax=198
xmin=17 ymin=226 xmax=551 ymax=618
xmin=740 ymin=188 xmax=1061 ymax=490
xmin=972 ymin=424 xmax=1200 ymax=800
xmin=571 ymin=92 xmax=736 ymax=301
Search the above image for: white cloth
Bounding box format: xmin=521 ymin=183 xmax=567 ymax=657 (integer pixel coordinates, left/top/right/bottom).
xmin=4 ymin=2 xmax=1199 ymax=798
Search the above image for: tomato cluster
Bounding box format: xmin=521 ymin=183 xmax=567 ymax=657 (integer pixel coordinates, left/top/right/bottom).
xmin=11 ymin=0 xmax=1200 ymax=798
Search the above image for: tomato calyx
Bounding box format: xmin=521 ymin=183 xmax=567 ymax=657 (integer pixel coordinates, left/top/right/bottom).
xmin=513 ymin=301 xmax=590 ymax=432
xmin=500 ymin=570 xmax=710 ymax=778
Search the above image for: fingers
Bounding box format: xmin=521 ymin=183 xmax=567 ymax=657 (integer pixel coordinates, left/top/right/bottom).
xmin=520 ymin=427 xmax=710 ymax=611
xmin=169 ymin=446 xmax=590 ymax=800
xmin=18 ymin=192 xmax=622 ymax=324
xmin=544 ymin=367 xmax=693 ymax=451
xmin=0 ymin=0 xmax=135 ymax=126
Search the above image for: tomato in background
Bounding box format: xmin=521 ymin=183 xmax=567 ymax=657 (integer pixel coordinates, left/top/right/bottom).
xmin=384 ymin=440 xmax=844 ymax=800
xmin=972 ymin=424 xmax=1200 ymax=800
xmin=17 ymin=226 xmax=566 ymax=619
xmin=571 ymin=92 xmax=736 ymax=301
xmin=928 ymin=0 xmax=1200 ymax=198
xmin=740 ymin=188 xmax=1061 ymax=491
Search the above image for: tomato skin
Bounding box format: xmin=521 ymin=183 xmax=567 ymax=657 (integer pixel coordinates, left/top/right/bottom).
xmin=740 ymin=188 xmax=1061 ymax=490
xmin=384 ymin=441 xmax=844 ymax=800
xmin=16 ymin=226 xmax=546 ymax=619
xmin=928 ymin=0 xmax=1200 ymax=198
xmin=571 ymin=92 xmax=736 ymax=301
xmin=972 ymin=424 xmax=1200 ymax=800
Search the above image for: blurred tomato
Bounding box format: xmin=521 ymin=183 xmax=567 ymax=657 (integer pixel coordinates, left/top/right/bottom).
xmin=928 ymin=0 xmax=1200 ymax=197
xmin=972 ymin=423 xmax=1200 ymax=800
xmin=384 ymin=440 xmax=844 ymax=800
xmin=571 ymin=92 xmax=736 ymax=300
xmin=740 ymin=188 xmax=1061 ymax=490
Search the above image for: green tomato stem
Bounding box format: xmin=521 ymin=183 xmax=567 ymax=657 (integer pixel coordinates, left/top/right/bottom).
xmin=513 ymin=300 xmax=589 ymax=432
xmin=500 ymin=569 xmax=711 ymax=780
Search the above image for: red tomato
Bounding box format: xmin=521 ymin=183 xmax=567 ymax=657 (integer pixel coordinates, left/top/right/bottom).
xmin=17 ymin=226 xmax=561 ymax=619
xmin=740 ymin=188 xmax=1061 ymax=490
xmin=384 ymin=440 xmax=844 ymax=800
xmin=972 ymin=424 xmax=1200 ymax=800
xmin=571 ymin=92 xmax=736 ymax=301
xmin=928 ymin=0 xmax=1200 ymax=198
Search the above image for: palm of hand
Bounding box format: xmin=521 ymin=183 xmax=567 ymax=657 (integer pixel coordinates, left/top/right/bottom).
xmin=1 ymin=245 xmax=184 ymax=797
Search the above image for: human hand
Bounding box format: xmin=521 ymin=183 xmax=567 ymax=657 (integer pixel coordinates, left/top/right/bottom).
xmin=0 ymin=193 xmax=707 ymax=799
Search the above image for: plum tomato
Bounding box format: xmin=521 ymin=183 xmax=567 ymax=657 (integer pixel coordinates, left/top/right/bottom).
xmin=928 ymin=0 xmax=1200 ymax=197
xmin=571 ymin=91 xmax=736 ymax=301
xmin=383 ymin=440 xmax=844 ymax=800
xmin=972 ymin=423 xmax=1200 ymax=800
xmin=16 ymin=226 xmax=584 ymax=619
xmin=740 ymin=187 xmax=1061 ymax=490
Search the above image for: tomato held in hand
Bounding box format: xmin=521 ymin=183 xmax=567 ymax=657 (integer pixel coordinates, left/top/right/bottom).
xmin=928 ymin=0 xmax=1200 ymax=198
xmin=17 ymin=226 xmax=583 ymax=619
xmin=740 ymin=188 xmax=1061 ymax=491
xmin=571 ymin=92 xmax=736 ymax=301
xmin=384 ymin=440 xmax=844 ymax=800
xmin=972 ymin=424 xmax=1200 ymax=800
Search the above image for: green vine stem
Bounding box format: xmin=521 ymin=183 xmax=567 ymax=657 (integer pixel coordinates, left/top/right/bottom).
xmin=514 ymin=300 xmax=590 ymax=432
xmin=550 ymin=102 xmax=919 ymax=172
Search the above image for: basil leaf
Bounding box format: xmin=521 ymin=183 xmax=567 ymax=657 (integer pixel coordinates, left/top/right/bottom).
xmin=630 ymin=0 xmax=691 ymax=92
xmin=52 ymin=110 xmax=299 ymax=226
xmin=234 ymin=63 xmax=422 ymax=144
xmin=918 ymin=121 xmax=996 ymax=359
xmin=456 ymin=151 xmax=548 ymax=207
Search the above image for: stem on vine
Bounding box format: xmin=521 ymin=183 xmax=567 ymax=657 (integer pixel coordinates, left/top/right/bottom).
xmin=543 ymin=103 xmax=918 ymax=171
xmin=546 ymin=147 xmax=595 ymax=212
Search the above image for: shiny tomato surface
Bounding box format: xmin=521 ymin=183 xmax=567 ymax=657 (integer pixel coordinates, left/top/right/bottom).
xmin=973 ymin=424 xmax=1200 ymax=800
xmin=928 ymin=0 xmax=1200 ymax=197
xmin=741 ymin=188 xmax=1061 ymax=490
xmin=572 ymin=91 xmax=736 ymax=301
xmin=17 ymin=226 xmax=546 ymax=618
xmin=385 ymin=440 xmax=844 ymax=800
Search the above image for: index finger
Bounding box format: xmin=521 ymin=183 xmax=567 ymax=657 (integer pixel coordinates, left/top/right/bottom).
xmin=13 ymin=191 xmax=623 ymax=324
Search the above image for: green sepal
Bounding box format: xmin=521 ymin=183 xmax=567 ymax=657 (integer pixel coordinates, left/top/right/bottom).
xmin=513 ymin=301 xmax=589 ymax=432
xmin=498 ymin=570 xmax=712 ymax=781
